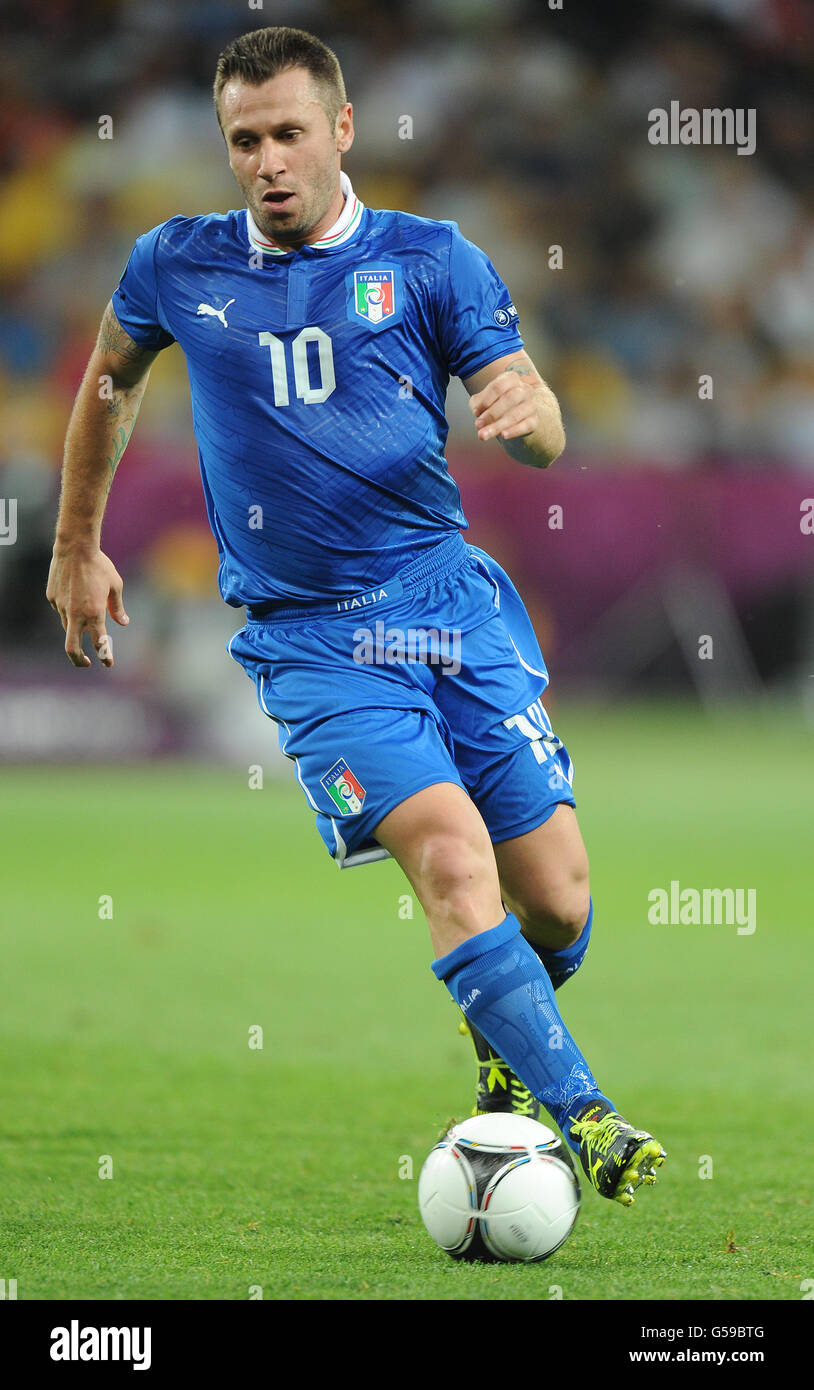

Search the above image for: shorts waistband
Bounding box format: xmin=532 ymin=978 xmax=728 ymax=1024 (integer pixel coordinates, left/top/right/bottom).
xmin=245 ymin=532 xmax=469 ymax=627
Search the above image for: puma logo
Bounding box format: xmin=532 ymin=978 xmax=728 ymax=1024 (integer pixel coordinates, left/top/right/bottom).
xmin=196 ymin=298 xmax=235 ymax=328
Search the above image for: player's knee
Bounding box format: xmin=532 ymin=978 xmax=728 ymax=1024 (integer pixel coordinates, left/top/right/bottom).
xmin=515 ymin=878 xmax=591 ymax=949
xmin=416 ymin=832 xmax=495 ymax=926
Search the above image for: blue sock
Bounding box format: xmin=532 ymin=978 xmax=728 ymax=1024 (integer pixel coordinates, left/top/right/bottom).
xmin=432 ymin=912 xmax=613 ymax=1151
xmin=534 ymin=898 xmax=593 ymax=991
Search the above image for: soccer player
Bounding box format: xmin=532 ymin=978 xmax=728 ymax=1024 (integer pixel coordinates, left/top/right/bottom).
xmin=47 ymin=26 xmax=665 ymax=1206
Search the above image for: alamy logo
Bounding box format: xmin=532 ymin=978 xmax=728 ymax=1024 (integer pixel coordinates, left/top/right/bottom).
xmin=647 ymin=881 xmax=756 ymax=935
xmin=352 ymin=621 xmax=462 ymax=675
xmin=197 ymin=298 xmax=235 ymax=327
xmin=50 ymin=1321 xmax=151 ymax=1370
xmin=0 ymin=497 xmax=17 ymax=545
xmin=648 ymin=102 xmax=756 ymax=156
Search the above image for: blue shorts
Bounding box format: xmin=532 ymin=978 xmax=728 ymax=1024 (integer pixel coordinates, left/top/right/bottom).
xmin=227 ymin=533 xmax=576 ymax=867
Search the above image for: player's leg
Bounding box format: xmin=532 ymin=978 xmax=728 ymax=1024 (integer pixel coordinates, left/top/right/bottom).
xmin=372 ymin=781 xmax=640 ymax=1193
xmin=453 ymin=804 xmax=594 ymax=1119
xmin=494 ymin=804 xmax=594 ymax=992
xmin=430 ymin=560 xmax=597 ymax=1121
xmin=491 ymin=805 xmax=667 ymax=1199
xmin=477 ymin=801 xmax=664 ymax=1203
xmin=371 ymin=781 xmax=505 ymax=957
xmin=431 ymin=768 xmax=666 ymax=1204
xmin=429 ymin=545 xmax=666 ymax=1202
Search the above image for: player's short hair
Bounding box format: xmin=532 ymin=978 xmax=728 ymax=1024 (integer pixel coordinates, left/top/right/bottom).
xmin=213 ymin=26 xmax=347 ymax=132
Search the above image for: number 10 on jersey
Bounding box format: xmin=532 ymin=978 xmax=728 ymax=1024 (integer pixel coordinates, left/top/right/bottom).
xmin=258 ymin=328 xmax=336 ymax=405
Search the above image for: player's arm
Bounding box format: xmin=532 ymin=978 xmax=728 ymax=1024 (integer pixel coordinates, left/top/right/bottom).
xmin=46 ymin=302 xmax=160 ymax=668
xmin=463 ymin=350 xmax=565 ymax=469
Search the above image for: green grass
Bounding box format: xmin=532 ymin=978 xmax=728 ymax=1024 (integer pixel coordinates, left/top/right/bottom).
xmin=1 ymin=702 xmax=811 ymax=1300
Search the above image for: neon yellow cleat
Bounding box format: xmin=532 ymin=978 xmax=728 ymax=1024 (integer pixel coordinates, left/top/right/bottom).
xmin=567 ymin=1100 xmax=667 ymax=1205
xmin=458 ymin=1012 xmax=540 ymax=1120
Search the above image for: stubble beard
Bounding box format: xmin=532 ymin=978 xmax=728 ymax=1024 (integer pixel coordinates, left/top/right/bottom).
xmin=245 ymin=168 xmax=336 ymax=247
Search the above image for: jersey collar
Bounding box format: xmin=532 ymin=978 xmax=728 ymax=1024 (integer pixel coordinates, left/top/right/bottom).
xmin=246 ymin=171 xmax=363 ymax=257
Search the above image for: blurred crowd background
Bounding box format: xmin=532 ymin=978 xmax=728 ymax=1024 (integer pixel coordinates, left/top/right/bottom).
xmin=1 ymin=0 xmax=813 ymax=761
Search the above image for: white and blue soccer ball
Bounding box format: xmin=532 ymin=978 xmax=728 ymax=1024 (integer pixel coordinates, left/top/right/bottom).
xmin=418 ymin=1113 xmax=581 ymax=1263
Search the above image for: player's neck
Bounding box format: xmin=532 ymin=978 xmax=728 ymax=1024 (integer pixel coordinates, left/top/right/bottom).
xmin=301 ymin=180 xmax=347 ymax=247
xmin=275 ymin=177 xmax=347 ymax=251
xmin=246 ymin=171 xmax=358 ymax=256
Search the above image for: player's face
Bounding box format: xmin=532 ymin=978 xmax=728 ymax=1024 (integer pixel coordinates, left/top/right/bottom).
xmin=220 ymin=67 xmax=354 ymax=248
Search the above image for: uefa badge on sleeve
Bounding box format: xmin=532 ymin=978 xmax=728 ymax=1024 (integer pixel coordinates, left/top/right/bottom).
xmin=320 ymin=759 xmax=367 ymax=814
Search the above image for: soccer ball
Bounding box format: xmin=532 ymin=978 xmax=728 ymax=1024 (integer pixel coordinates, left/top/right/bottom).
xmin=418 ymin=1113 xmax=581 ymax=1263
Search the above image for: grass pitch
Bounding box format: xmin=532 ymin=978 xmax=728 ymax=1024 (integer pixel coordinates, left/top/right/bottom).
xmin=1 ymin=702 xmax=811 ymax=1300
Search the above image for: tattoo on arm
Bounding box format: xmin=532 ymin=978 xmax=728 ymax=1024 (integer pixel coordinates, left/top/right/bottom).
xmin=97 ymin=302 xmax=156 ymax=375
xmin=103 ymin=386 xmax=143 ymax=491
xmin=496 ymin=358 xmax=564 ymax=467
xmin=94 ymin=304 xmax=156 ymax=489
xmin=506 ymin=360 xmax=538 ymax=381
xmin=102 ymin=373 xmax=145 ymax=492
xmin=105 ymin=423 xmax=134 ymax=492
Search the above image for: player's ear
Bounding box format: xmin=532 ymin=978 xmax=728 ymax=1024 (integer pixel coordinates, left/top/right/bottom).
xmin=336 ymin=103 xmax=354 ymax=154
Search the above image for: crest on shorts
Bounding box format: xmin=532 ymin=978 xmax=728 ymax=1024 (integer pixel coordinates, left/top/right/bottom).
xmin=321 ymin=758 xmax=366 ymax=814
xmin=349 ymin=269 xmax=398 ymax=330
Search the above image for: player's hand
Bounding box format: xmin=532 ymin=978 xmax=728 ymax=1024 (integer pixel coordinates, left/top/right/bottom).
xmin=46 ymin=543 xmax=129 ymax=669
xmin=470 ymin=362 xmax=545 ymax=443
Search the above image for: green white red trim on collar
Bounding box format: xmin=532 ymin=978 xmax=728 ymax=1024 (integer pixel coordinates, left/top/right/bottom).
xmin=246 ymin=171 xmax=363 ymax=256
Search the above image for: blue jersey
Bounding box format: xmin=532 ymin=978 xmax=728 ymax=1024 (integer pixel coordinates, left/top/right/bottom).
xmin=111 ymin=176 xmax=523 ymax=609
